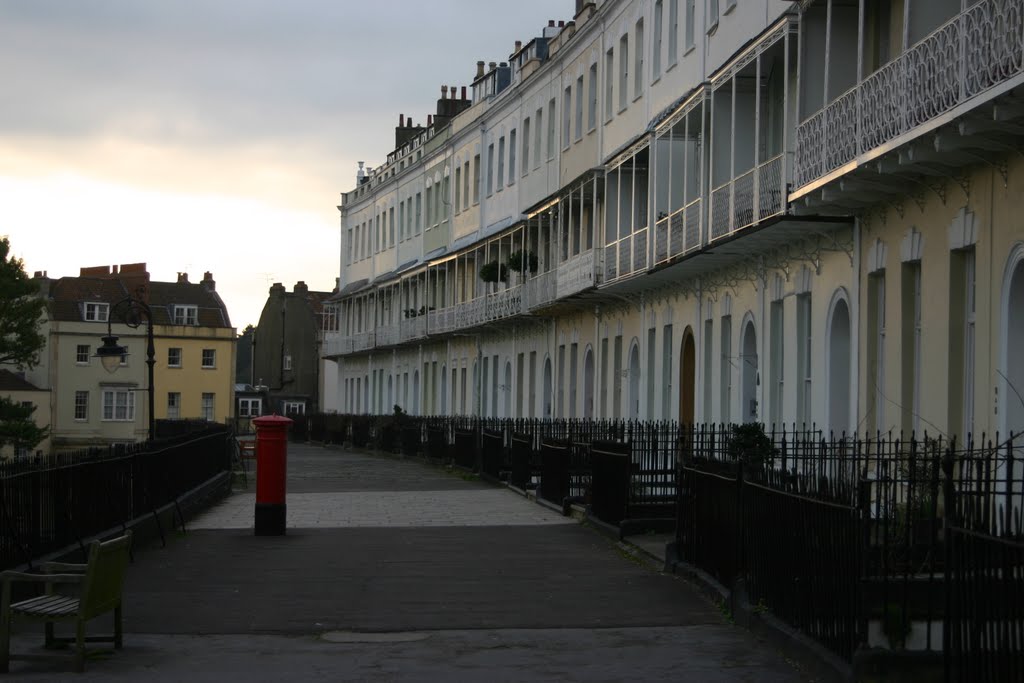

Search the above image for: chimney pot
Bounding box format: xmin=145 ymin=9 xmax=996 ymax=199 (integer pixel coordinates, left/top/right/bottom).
xmin=399 ymin=114 xmax=404 ymax=127
xmin=441 ymin=85 xmax=448 ymax=98
xmin=489 ymin=61 xmax=496 ymax=70
xmin=461 ymin=86 xmax=467 ymax=99
xmin=449 ymin=84 xmax=456 ymax=98
xmin=476 ymin=60 xmax=485 ymax=78
xmin=177 ymin=272 xmax=189 ymax=284
xmin=515 ymin=40 xmax=522 ymax=52
xmin=428 ymin=114 xmax=433 ymax=126
xmin=558 ymin=20 xmax=565 ymax=27
xmin=548 ymin=19 xmax=555 ymax=27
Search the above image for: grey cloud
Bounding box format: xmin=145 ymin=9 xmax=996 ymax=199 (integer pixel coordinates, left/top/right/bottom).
xmin=0 ymin=0 xmax=565 ymax=163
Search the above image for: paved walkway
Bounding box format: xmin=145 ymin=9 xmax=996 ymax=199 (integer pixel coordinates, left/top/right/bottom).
xmin=6 ymin=444 xmax=822 ymax=681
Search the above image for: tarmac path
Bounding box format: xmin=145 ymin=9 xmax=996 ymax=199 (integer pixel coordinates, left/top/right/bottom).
xmin=5 ymin=443 xmax=822 ymax=682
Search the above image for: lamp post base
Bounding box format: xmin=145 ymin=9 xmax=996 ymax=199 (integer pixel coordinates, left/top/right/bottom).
xmin=254 ymin=503 xmax=286 ymax=536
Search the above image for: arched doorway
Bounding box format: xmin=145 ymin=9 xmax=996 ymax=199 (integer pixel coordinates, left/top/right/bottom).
xmin=679 ymin=329 xmax=696 ymax=425
xmin=542 ymin=357 xmax=553 ymax=417
xmin=740 ymin=319 xmax=758 ymax=423
xmin=628 ymin=342 xmax=640 ymax=419
xmin=583 ymin=347 xmax=595 ymax=418
xmin=503 ymin=361 xmax=512 ymax=417
xmin=440 ymin=365 xmax=448 ymax=414
xmin=412 ymin=370 xmax=420 ymax=415
xmin=828 ymin=296 xmax=852 ymax=436
xmin=1005 ymin=251 xmax=1024 ymax=437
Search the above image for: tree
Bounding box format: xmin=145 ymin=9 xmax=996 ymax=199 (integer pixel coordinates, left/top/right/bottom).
xmin=0 ymin=237 xmax=48 ymax=454
xmin=0 ymin=237 xmax=46 ymax=369
xmin=0 ymin=397 xmax=47 ymax=454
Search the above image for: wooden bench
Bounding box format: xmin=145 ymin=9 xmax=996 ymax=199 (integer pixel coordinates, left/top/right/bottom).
xmin=0 ymin=532 xmax=133 ymax=673
xmin=238 ymin=438 xmax=257 ymax=460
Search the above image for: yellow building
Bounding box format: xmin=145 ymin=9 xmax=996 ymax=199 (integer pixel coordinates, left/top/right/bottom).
xmin=150 ymin=272 xmax=236 ymax=424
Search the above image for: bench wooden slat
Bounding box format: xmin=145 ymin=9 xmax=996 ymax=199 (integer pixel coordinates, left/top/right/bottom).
xmin=12 ymin=595 xmax=80 ymax=618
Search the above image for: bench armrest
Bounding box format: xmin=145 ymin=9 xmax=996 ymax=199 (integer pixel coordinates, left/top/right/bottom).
xmin=40 ymin=561 xmax=89 ymax=573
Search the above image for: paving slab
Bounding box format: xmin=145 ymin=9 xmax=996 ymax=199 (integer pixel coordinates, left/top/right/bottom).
xmin=3 ymin=443 xmax=823 ymax=681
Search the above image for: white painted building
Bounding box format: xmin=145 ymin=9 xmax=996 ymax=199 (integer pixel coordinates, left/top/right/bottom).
xmin=325 ymin=0 xmax=1024 ymax=443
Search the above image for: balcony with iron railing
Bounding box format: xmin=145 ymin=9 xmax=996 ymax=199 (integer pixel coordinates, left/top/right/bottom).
xmin=401 ymin=315 xmax=427 ymax=343
xmin=376 ymin=323 xmax=400 ymax=347
xmin=524 ymin=269 xmax=557 ymax=311
xmin=322 ymin=333 xmax=353 ymax=358
xmin=708 ymin=154 xmax=786 ymax=242
xmin=604 ymin=228 xmax=648 ymax=283
xmin=557 ymin=248 xmax=600 ymax=299
xmin=654 ymin=198 xmax=703 ymax=266
xmin=351 ymin=330 xmax=375 ymax=353
xmin=795 ymin=0 xmax=1024 ymax=191
xmin=485 ymin=284 xmax=525 ymax=322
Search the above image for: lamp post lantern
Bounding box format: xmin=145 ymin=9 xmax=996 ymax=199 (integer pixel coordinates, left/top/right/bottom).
xmin=94 ymin=296 xmax=156 ymax=442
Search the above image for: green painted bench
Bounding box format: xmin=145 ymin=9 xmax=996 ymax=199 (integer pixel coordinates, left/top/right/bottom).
xmin=0 ymin=532 xmax=133 ymax=673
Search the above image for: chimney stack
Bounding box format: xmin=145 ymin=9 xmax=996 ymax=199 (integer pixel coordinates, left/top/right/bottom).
xmin=548 ymin=19 xmax=555 ymax=27
xmin=177 ymin=272 xmax=189 ymax=284
xmin=428 ymin=114 xmax=433 ymax=126
xmin=558 ymin=20 xmax=565 ymax=28
xmin=515 ymin=40 xmax=522 ymax=53
xmin=202 ymin=271 xmax=216 ymax=291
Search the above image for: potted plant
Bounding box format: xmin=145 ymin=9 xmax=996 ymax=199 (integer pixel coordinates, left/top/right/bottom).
xmin=479 ymin=261 xmax=507 ymax=283
xmin=507 ymin=249 xmax=539 ymax=275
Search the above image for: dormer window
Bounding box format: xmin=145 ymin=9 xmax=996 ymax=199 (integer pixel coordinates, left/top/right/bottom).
xmin=84 ymin=302 xmax=109 ymax=322
xmin=173 ymin=305 xmax=198 ymax=326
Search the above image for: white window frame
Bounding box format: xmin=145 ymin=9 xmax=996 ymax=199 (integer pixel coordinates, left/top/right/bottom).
xmin=101 ymin=389 xmax=135 ymax=422
xmin=707 ymin=0 xmax=719 ymax=33
xmin=239 ymin=397 xmax=262 ymax=418
xmin=76 ymin=344 xmax=90 ymax=365
xmin=668 ymin=0 xmax=680 ymax=67
xmin=167 ymin=392 xmax=180 ymax=420
xmin=168 ymin=347 xmax=182 ymax=368
xmin=173 ymin=305 xmax=198 ymax=326
xmin=283 ymin=401 xmax=305 ymax=415
xmin=201 ymin=392 xmax=215 ymax=421
xmin=508 ymin=128 xmax=517 ymax=183
xmin=201 ymin=348 xmax=216 ymax=369
xmin=588 ymin=63 xmax=598 ymax=131
xmin=284 ymin=354 xmax=293 ymax=371
xmin=84 ymin=302 xmax=109 ymax=322
xmin=74 ymin=390 xmax=89 ymax=421
xmin=618 ymin=33 xmax=629 ymax=112
xmin=634 ymin=19 xmax=645 ymax=100
xmin=653 ymin=1 xmax=664 ymax=80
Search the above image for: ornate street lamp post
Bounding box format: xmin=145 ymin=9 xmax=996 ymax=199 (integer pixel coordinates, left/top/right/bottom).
xmin=94 ymin=296 xmax=156 ymax=441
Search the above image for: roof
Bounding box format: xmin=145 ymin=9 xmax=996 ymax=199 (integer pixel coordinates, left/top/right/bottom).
xmin=48 ymin=276 xmax=233 ymax=329
xmin=0 ymin=369 xmax=44 ymax=392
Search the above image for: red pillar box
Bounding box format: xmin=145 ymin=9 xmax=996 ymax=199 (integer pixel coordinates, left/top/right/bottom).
xmin=252 ymin=414 xmax=293 ymax=536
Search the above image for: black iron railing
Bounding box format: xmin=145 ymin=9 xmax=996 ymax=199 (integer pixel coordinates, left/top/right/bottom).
xmin=0 ymin=427 xmax=230 ymax=571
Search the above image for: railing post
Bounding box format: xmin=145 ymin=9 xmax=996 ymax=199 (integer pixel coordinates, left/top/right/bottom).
xmin=941 ymin=449 xmax=956 ymax=681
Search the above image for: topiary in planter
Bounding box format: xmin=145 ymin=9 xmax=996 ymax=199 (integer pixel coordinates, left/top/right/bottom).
xmin=479 ymin=261 xmax=507 ymax=283
xmin=507 ymin=249 xmax=538 ymax=274
xmin=726 ymin=422 xmax=778 ymax=468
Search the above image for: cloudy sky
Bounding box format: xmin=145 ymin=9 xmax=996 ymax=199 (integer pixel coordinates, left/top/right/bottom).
xmin=0 ymin=0 xmax=565 ymax=329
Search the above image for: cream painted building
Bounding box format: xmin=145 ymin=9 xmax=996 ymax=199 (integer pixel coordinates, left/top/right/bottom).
xmin=325 ymin=0 xmax=1024 ymax=445
xmin=27 ymin=264 xmax=236 ymax=452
